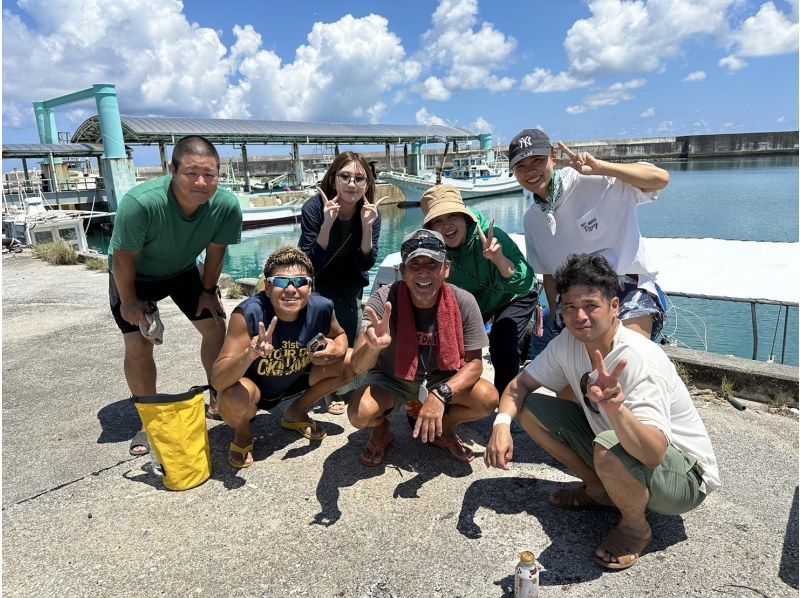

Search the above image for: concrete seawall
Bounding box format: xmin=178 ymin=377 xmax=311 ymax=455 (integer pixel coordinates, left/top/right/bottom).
xmin=566 ymin=131 xmax=799 ymax=161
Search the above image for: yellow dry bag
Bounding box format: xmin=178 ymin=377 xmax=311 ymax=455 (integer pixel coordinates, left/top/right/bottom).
xmin=132 ymin=385 xmax=212 ymax=491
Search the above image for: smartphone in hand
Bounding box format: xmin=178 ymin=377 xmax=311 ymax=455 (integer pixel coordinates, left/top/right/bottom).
xmin=306 ymin=333 xmax=327 ymax=353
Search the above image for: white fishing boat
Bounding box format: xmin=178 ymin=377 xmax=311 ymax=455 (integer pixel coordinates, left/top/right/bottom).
xmin=238 ymin=193 xmax=306 ymax=229
xmin=381 ymin=147 xmax=521 ymax=202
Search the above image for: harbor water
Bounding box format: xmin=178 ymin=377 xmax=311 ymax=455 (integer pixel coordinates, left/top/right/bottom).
xmin=93 ymin=156 xmax=800 ymax=366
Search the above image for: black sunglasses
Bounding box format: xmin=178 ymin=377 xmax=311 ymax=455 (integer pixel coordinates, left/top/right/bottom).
xmin=401 ymin=236 xmax=445 ymax=259
xmin=267 ymin=276 xmax=312 ymax=289
xmin=580 ymin=372 xmax=600 ymax=414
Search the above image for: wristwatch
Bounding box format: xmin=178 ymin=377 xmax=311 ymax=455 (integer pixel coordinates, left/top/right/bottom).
xmin=433 ymin=383 xmax=453 ymax=405
xmin=203 ymin=285 xmax=219 ymax=295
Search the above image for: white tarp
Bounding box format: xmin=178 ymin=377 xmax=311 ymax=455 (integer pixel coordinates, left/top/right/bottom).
xmin=373 ymin=236 xmax=800 ymax=305
xmin=643 ymin=237 xmax=799 ymax=305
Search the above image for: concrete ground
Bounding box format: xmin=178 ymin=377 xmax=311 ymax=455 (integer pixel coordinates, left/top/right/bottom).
xmin=2 ymin=251 xmax=798 ymax=598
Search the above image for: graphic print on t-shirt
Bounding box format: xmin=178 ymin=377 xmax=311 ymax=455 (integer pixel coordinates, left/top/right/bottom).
xmin=255 ymin=340 xmax=310 ymax=377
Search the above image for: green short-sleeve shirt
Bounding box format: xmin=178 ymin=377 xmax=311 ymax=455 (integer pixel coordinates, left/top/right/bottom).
xmin=108 ymin=175 xmax=243 ymax=280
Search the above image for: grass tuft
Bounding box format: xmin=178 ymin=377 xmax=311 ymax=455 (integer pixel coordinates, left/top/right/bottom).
xmin=84 ymin=257 xmax=108 ymax=272
xmin=227 ymin=283 xmax=246 ymax=299
xmin=31 ymin=241 xmax=78 ymax=265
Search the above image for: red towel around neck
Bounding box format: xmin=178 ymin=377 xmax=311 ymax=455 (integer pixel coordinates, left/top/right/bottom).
xmin=394 ymin=281 xmax=465 ymax=381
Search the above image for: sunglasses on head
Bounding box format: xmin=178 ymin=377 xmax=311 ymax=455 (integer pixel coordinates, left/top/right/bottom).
xmin=580 ymin=372 xmax=600 ymax=414
xmin=267 ymin=276 xmax=312 ymax=289
xmin=401 ymin=236 xmax=444 ymax=257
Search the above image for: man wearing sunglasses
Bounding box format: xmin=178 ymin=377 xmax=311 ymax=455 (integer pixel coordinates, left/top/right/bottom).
xmin=485 ymin=253 xmax=719 ymax=571
xmin=108 ymin=135 xmax=242 ymax=457
xmin=211 ymin=246 xmax=351 ymax=468
xmin=347 ymin=229 xmax=499 ymax=467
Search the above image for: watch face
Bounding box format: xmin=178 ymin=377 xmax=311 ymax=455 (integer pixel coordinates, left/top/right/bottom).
xmin=438 ymin=384 xmax=453 ymax=399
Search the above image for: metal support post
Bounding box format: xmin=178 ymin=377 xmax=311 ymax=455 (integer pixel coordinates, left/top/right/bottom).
xmin=241 ymin=144 xmax=251 ymax=192
xmin=159 ymin=141 xmax=169 ymax=174
xmin=750 ymin=302 xmax=759 ymax=360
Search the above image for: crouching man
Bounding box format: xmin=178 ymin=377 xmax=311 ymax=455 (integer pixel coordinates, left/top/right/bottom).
xmin=485 ymin=253 xmax=720 ymax=570
xmin=211 ymin=246 xmax=352 ymax=468
xmin=348 ymin=229 xmax=499 ymax=467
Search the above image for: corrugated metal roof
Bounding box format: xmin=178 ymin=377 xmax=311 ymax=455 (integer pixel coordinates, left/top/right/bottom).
xmin=71 ymin=115 xmax=478 ymax=145
xmin=2 ymin=143 xmax=108 ymax=158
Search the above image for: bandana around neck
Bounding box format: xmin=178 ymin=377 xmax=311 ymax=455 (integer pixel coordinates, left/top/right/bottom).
xmin=532 ymin=169 xmax=564 ymax=235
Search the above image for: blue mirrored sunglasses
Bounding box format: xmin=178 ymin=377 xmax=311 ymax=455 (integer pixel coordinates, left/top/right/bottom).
xmin=267 ymin=276 xmax=312 ymax=289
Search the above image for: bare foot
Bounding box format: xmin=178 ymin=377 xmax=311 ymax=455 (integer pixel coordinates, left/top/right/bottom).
xmin=228 ymin=432 xmax=254 ymax=468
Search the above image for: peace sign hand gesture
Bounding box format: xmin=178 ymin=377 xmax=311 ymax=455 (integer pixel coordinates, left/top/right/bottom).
xmin=361 ymin=196 xmax=387 ymax=229
xmin=249 ymin=316 xmax=277 ymax=359
xmin=555 ymin=141 xmax=602 ymax=176
xmin=587 ymin=349 xmax=628 ymax=414
xmin=477 ymin=218 xmax=504 ymax=264
xmin=363 ymin=302 xmax=392 ymax=350
xmin=317 ymin=186 xmax=340 ymax=227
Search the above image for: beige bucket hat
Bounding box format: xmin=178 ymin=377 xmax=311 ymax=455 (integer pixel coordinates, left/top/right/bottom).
xmin=420 ymin=184 xmax=478 ymax=228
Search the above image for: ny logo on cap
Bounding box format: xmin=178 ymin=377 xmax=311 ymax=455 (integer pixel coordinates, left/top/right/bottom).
xmin=518 ymin=136 xmax=532 ymax=148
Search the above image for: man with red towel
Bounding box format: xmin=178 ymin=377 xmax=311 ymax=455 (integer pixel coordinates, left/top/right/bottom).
xmin=347 ymin=229 xmax=499 ymax=467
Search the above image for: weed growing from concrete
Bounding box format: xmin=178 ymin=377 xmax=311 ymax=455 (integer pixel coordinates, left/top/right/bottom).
xmin=227 ymin=283 xmax=246 ymax=299
xmin=84 ymin=257 xmax=108 ymax=272
xmin=674 ymin=361 xmax=692 ymax=387
xmin=32 ymin=241 xmax=78 ymax=265
xmin=719 ymin=376 xmax=736 ymax=398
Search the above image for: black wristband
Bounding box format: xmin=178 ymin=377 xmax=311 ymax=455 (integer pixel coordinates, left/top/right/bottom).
xmin=202 ymin=285 xmax=219 ymax=295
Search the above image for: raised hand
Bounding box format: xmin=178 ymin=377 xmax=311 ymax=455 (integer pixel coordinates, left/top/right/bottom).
xmin=587 ymin=349 xmax=628 ymax=413
xmin=554 ymin=141 xmax=601 ymax=175
xmin=317 ymin=186 xmax=340 ymax=226
xmin=476 ymin=218 xmax=504 ymax=263
xmin=250 ymin=316 xmax=277 ymax=359
xmin=363 ymin=302 xmax=392 ymax=350
xmin=361 ymin=195 xmax=387 ymax=229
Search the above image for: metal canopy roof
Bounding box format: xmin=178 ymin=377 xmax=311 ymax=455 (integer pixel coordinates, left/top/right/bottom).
xmin=2 ymin=142 xmax=111 ymax=159
xmin=71 ymin=115 xmax=478 ymax=146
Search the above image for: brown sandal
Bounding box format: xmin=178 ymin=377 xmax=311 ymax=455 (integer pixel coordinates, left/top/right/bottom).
xmin=593 ymin=527 xmax=652 ymax=570
xmin=359 ymin=424 xmax=394 ymax=467
xmin=430 ymin=434 xmax=475 ymax=463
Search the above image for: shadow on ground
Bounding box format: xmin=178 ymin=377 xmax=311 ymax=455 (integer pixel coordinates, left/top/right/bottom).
xmin=780 ymin=485 xmax=799 ymax=589
xmin=459 ymin=476 xmax=689 ymax=587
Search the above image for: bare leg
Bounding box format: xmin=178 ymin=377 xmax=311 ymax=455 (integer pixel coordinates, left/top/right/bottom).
xmin=218 ymin=378 xmax=260 ymax=467
xmin=348 ymin=385 xmax=395 ymax=466
xmin=518 ymin=406 xmax=612 ymax=506
xmin=440 ymin=378 xmax=498 ymax=438
xmin=284 ymin=350 xmax=355 ymax=427
xmin=193 ymin=317 xmax=227 ymax=412
xmin=592 ymin=443 xmax=651 ymax=565
xmin=123 ymin=332 xmax=156 ymax=455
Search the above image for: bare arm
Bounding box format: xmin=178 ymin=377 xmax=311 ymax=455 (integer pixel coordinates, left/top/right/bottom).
xmin=210 ymin=311 xmax=273 ymax=392
xmin=202 ymin=243 xmax=227 ymax=289
xmin=485 ymin=370 xmax=542 ymax=470
xmin=307 ymin=312 xmax=349 ymax=366
xmin=350 ymin=302 xmax=392 ymax=375
xmin=112 ymin=250 xmax=147 ymax=327
xmin=556 ymin=142 xmax=669 ymax=192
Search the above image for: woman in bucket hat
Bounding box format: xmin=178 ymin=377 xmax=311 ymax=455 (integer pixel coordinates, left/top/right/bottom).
xmin=421 ymin=184 xmax=538 ymax=397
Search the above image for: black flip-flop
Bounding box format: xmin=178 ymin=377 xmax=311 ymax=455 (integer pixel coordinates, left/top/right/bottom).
xmin=205 ymin=405 xmax=223 ymax=421
xmin=129 ymin=430 xmax=150 ymax=456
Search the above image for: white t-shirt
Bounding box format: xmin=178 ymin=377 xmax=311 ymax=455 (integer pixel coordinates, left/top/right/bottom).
xmin=524 ymin=323 xmax=721 ymax=494
xmin=523 ymin=167 xmax=659 ymax=294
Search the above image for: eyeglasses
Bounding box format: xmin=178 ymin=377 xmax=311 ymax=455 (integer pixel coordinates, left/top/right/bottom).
xmin=267 ymin=276 xmax=312 ymax=289
xmin=580 ymin=372 xmax=600 ymax=414
xmin=336 ymin=172 xmax=368 ymax=186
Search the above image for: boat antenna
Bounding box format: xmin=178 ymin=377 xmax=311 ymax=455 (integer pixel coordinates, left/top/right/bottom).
xmin=436 ymin=142 xmax=450 ymax=185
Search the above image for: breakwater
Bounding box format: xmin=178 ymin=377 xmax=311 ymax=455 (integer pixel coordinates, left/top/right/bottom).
xmin=566 ymin=131 xmax=798 ymax=161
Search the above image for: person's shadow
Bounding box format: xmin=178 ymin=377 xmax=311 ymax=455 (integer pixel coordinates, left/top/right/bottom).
xmin=311 ymin=412 xmax=474 ymax=527
xmin=109 ymin=398 xmax=344 ymax=491
xmin=457 ymin=476 xmax=689 ymax=589
xmin=779 ymin=485 xmax=799 ymax=589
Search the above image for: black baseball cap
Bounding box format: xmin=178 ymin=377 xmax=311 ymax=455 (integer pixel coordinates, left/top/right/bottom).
xmin=508 ymin=129 xmax=553 ymax=169
xmin=400 ymin=229 xmax=447 ymax=264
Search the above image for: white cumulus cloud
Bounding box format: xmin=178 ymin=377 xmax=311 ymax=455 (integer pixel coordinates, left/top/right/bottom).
xmin=421 ymin=76 xmax=452 ymax=101
xmin=729 ymin=1 xmax=799 ymax=57
xmin=641 ymin=106 xmax=656 ymax=117
xmin=417 ymin=0 xmax=516 ymax=98
xmin=719 ymin=54 xmax=748 ymax=72
xmin=415 ymin=107 xmax=447 ymax=126
xmin=520 ymin=68 xmax=593 ymax=93
xmin=683 ymin=71 xmax=707 ymax=82
xmin=470 ymin=117 xmax=493 ymax=133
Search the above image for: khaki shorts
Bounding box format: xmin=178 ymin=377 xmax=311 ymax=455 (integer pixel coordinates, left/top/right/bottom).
xmin=524 ymin=393 xmax=706 ymax=515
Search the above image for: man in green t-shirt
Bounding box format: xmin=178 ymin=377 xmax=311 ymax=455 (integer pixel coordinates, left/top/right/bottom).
xmin=108 ymin=135 xmax=242 ymax=455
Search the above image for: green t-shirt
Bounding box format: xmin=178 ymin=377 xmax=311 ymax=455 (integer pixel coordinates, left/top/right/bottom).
xmin=108 ymin=175 xmax=243 ymax=280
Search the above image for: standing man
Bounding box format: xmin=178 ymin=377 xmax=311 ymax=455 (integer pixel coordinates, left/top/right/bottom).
xmin=486 ymin=253 xmax=720 ymax=570
xmin=108 ymin=135 xmax=243 ymax=455
xmin=509 ymin=128 xmax=670 ymax=344
xmin=348 ymin=229 xmax=499 ymax=467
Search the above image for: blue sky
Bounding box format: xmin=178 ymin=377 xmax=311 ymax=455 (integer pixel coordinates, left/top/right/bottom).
xmin=2 ymin=0 xmax=798 ymax=167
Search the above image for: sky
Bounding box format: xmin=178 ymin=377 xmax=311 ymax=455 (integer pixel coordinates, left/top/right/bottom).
xmin=2 ymin=0 xmax=798 ymax=167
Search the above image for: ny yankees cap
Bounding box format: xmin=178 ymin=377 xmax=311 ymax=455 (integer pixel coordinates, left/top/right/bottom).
xmin=508 ymin=129 xmax=553 ymax=170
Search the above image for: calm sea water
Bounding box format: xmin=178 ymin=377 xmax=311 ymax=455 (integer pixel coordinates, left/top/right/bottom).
xmin=93 ymin=156 xmax=800 ymax=365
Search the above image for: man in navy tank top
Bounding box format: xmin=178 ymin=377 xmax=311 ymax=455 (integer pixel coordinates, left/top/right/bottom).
xmin=211 ymin=246 xmax=353 ymax=468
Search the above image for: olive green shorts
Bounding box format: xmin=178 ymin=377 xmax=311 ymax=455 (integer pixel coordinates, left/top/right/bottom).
xmin=523 ymin=393 xmax=707 ymax=515
xmin=360 ymin=370 xmax=452 ymax=408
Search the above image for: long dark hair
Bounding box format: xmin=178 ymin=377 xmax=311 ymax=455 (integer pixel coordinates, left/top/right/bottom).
xmin=318 ymin=151 xmax=375 ymax=203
